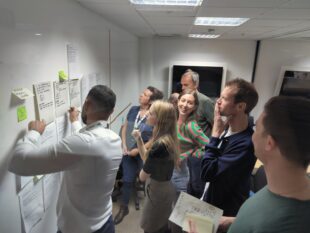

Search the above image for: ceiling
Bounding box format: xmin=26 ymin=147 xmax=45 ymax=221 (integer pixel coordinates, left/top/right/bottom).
xmin=76 ymin=0 xmax=310 ymax=40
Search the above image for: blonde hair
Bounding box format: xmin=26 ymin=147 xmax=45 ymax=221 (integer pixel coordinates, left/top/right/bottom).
xmin=147 ymin=100 xmax=179 ymax=166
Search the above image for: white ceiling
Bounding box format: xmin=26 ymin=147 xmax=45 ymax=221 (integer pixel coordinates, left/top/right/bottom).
xmin=76 ymin=0 xmax=310 ymax=40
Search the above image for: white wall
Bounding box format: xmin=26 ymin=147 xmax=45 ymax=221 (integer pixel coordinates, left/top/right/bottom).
xmin=0 ymin=0 xmax=139 ymax=232
xmin=140 ymin=38 xmax=310 ymax=120
xmin=252 ymin=39 xmax=310 ymax=119
xmin=139 ymin=38 xmax=257 ymax=97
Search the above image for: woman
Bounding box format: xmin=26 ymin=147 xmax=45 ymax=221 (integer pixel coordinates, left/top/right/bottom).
xmin=132 ymin=100 xmax=179 ymax=233
xmin=173 ymin=90 xmax=210 ymax=198
xmin=114 ymin=86 xmax=163 ymax=225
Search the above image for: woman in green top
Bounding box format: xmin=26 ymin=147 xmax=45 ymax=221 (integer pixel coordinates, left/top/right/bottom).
xmin=173 ymin=90 xmax=210 ymax=198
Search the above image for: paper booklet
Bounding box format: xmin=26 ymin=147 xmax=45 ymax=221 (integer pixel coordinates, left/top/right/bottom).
xmin=169 ymin=192 xmax=223 ymax=233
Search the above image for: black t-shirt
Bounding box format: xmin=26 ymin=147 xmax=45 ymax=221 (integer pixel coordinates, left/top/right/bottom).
xmin=143 ymin=142 xmax=174 ymax=181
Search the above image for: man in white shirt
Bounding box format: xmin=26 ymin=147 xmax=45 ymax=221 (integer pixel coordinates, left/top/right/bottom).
xmin=9 ymin=85 xmax=122 ymax=233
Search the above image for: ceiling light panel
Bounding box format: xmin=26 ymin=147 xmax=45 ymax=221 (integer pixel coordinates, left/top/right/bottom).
xmin=195 ymin=17 xmax=249 ymax=26
xmin=130 ymin=0 xmax=203 ymax=6
xmin=189 ymin=34 xmax=220 ymax=38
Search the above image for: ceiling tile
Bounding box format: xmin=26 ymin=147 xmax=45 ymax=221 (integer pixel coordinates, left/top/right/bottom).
xmin=197 ymin=7 xmax=269 ymax=18
xmin=143 ymin=16 xmax=194 ymax=25
xmin=203 ymin=0 xmax=291 ymax=8
xmin=261 ymin=8 xmax=310 ymax=19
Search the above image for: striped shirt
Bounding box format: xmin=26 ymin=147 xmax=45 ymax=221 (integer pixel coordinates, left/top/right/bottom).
xmin=177 ymin=119 xmax=209 ymax=160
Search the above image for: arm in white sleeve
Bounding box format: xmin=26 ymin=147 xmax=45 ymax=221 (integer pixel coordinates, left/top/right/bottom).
xmin=71 ymin=120 xmax=83 ymax=134
xmin=9 ymin=130 xmax=86 ymax=176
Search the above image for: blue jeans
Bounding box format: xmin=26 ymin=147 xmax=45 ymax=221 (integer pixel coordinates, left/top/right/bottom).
xmin=57 ymin=215 xmax=114 ymax=233
xmin=121 ymin=155 xmax=143 ymax=205
xmin=171 ymin=159 xmax=189 ymax=195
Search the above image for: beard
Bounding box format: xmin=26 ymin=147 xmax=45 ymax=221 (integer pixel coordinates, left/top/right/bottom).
xmin=81 ymin=107 xmax=87 ymax=124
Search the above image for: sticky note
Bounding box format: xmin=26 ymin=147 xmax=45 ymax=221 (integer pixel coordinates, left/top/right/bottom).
xmin=17 ymin=105 xmax=27 ymax=122
xmin=12 ymin=87 xmax=34 ymax=100
xmin=58 ymin=70 xmax=68 ymax=81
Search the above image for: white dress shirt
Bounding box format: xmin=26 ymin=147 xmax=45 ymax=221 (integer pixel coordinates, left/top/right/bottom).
xmin=9 ymin=120 xmax=122 ymax=233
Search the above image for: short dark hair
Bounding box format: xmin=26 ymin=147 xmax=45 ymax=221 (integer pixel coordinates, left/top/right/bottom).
xmin=147 ymin=86 xmax=163 ymax=103
xmin=87 ymin=85 xmax=116 ymax=114
xmin=226 ymin=78 xmax=258 ymax=114
xmin=263 ymin=96 xmax=310 ymax=168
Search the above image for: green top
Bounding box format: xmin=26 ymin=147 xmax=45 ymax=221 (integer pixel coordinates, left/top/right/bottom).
xmin=228 ymin=186 xmax=310 ymax=233
xmin=177 ymin=118 xmax=209 ymax=160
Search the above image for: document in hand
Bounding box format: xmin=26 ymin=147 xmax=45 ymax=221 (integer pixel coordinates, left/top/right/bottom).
xmin=169 ymin=192 xmax=223 ymax=233
xmin=183 ymin=213 xmax=213 ymax=233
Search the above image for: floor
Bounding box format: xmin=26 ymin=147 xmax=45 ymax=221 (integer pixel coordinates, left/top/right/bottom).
xmin=112 ymin=191 xmax=145 ymax=233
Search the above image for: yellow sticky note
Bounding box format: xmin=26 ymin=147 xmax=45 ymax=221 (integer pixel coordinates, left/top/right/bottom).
xmin=182 ymin=213 xmax=214 ymax=233
xmin=17 ymin=105 xmax=27 ymax=122
xmin=58 ymin=70 xmax=68 ymax=81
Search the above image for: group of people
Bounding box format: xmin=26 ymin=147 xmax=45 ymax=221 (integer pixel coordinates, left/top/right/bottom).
xmin=8 ymin=69 xmax=310 ymax=233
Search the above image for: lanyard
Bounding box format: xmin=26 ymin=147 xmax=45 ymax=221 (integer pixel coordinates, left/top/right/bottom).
xmin=134 ymin=111 xmax=147 ymax=129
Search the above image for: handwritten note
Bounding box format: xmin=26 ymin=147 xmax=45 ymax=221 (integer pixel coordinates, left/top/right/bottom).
xmin=54 ymin=81 xmax=69 ymax=117
xmin=33 ymin=81 xmax=55 ymax=124
xmin=18 ymin=179 xmax=44 ymax=233
xmin=169 ymin=192 xmax=223 ymax=233
xmin=12 ymin=87 xmax=34 ymax=100
xmin=69 ymin=79 xmax=81 ymax=108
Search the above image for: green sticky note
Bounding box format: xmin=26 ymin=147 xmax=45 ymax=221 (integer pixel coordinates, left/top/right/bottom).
xmin=17 ymin=105 xmax=27 ymax=122
xmin=58 ymin=70 xmax=68 ymax=81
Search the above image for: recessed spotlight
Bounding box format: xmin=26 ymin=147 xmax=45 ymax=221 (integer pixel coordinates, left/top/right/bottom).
xmin=195 ymin=17 xmax=249 ymax=26
xmin=35 ymin=33 xmax=42 ymax=36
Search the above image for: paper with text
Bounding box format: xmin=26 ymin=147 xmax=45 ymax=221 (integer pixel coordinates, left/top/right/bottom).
xmin=56 ymin=115 xmax=71 ymax=141
xmin=12 ymin=87 xmax=34 ymax=100
xmin=18 ymin=179 xmax=44 ymax=233
xmin=41 ymin=121 xmax=57 ymax=146
xmin=183 ymin=213 xmax=214 ymax=233
xmin=43 ymin=173 xmax=61 ymax=210
xmin=81 ymin=73 xmax=98 ymax=104
xmin=34 ymin=81 xmax=55 ymax=124
xmin=169 ymin=192 xmax=223 ymax=233
xmin=69 ymin=79 xmax=81 ymax=108
xmin=54 ymin=81 xmax=69 ymax=118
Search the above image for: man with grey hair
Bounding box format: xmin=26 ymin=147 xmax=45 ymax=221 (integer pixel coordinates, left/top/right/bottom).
xmin=9 ymin=85 xmax=122 ymax=233
xmin=180 ymin=69 xmax=215 ymax=198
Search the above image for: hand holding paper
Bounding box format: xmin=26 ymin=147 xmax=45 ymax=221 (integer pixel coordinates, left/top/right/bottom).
xmin=169 ymin=192 xmax=223 ymax=233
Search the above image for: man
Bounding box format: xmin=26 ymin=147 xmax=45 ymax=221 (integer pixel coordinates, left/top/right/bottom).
xmin=180 ymin=69 xmax=214 ymax=136
xmin=180 ymin=69 xmax=215 ymax=198
xmin=201 ymin=78 xmax=258 ymax=216
xmin=9 ymin=85 xmax=122 ymax=233
xmin=220 ymin=96 xmax=310 ymax=233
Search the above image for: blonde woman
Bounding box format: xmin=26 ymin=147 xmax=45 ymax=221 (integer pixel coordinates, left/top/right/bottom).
xmin=132 ymin=100 xmax=179 ymax=233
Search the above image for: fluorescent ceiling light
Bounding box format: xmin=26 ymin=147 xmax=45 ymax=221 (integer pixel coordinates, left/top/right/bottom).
xmin=189 ymin=34 xmax=220 ymax=39
xmin=129 ymin=0 xmax=203 ymax=6
xmin=195 ymin=17 xmax=249 ymax=26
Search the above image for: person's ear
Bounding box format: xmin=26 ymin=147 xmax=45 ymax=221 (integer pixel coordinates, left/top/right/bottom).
xmin=265 ymin=135 xmax=276 ymax=152
xmin=237 ymin=102 xmax=246 ymax=112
